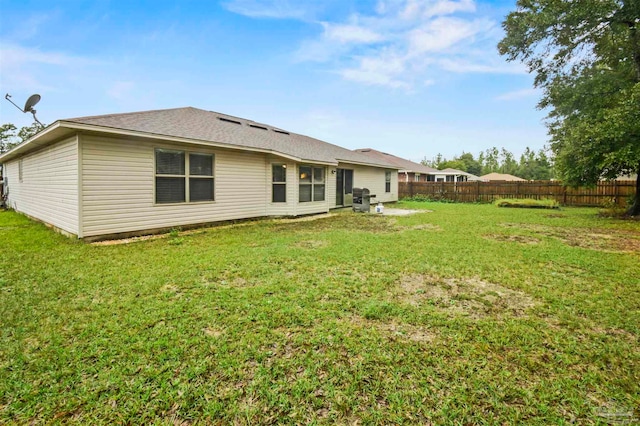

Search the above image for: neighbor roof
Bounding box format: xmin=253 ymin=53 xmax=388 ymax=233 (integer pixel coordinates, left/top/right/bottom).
xmin=354 ymin=148 xmax=438 ymax=174
xmin=480 ymin=172 xmax=526 ymax=181
xmin=0 ymin=107 xmax=399 ymax=168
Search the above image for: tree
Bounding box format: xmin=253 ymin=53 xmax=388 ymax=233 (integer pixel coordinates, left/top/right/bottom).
xmin=482 ymin=147 xmax=500 ymax=174
xmin=421 ymin=153 xmax=443 ymax=169
xmin=500 ymin=148 xmax=519 ymax=175
xmin=0 ymin=122 xmax=45 ymax=154
xmin=458 ymin=152 xmax=483 ymax=176
xmin=518 ymin=147 xmax=554 ymax=180
xmin=499 ymin=0 xmax=640 ymax=215
xmin=18 ymin=123 xmax=43 ymax=142
xmin=0 ymin=123 xmax=18 ymax=154
xmin=439 ymin=159 xmax=467 ymax=171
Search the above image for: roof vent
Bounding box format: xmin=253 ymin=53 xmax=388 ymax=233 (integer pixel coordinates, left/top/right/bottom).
xmin=218 ymin=117 xmax=242 ymax=125
xmin=273 ymin=129 xmax=290 ymax=135
xmin=249 ymin=124 xmax=268 ymax=131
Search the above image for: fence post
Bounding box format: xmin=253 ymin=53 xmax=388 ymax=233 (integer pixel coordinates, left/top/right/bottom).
xmin=409 ymin=181 xmax=414 ymax=198
xmin=563 ymin=185 xmax=567 ymax=205
xmin=614 ymin=180 xmax=618 ymax=206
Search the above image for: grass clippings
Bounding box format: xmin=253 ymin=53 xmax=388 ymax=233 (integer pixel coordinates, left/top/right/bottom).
xmin=495 ymin=198 xmax=560 ymax=209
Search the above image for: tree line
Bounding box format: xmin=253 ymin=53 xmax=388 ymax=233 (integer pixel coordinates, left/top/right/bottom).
xmin=498 ymin=0 xmax=639 ymax=215
xmin=421 ymin=147 xmax=554 ymax=180
xmin=0 ymin=123 xmax=43 ymax=154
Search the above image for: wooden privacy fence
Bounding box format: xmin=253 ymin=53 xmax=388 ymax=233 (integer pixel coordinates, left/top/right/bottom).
xmin=398 ymin=180 xmax=636 ymax=207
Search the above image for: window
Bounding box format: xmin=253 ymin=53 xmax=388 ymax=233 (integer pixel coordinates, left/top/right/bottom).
xmin=155 ymin=149 xmax=214 ymax=204
xmin=446 ymin=175 xmax=455 ymax=182
xmin=427 ymin=174 xmax=435 ymax=182
xmin=414 ymin=173 xmax=420 ymax=182
xmin=344 ymin=169 xmax=353 ymax=194
xmin=299 ymin=165 xmax=325 ymax=202
xmin=272 ymin=164 xmax=286 ymax=203
xmin=385 ymin=171 xmax=391 ymax=193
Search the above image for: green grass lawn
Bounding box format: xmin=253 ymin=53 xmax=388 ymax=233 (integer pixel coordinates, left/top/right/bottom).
xmin=1 ymin=202 xmax=639 ymax=424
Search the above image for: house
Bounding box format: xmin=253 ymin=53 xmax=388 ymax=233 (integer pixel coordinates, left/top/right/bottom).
xmin=354 ymin=149 xmax=479 ymax=182
xmin=430 ymin=168 xmax=481 ymax=182
xmin=0 ymin=107 xmax=399 ymax=240
xmin=480 ymin=172 xmax=526 ymax=181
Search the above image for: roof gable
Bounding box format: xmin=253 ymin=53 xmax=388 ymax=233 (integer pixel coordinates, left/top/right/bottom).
xmin=480 ymin=172 xmax=526 ymax=181
xmin=354 ymin=148 xmax=437 ymax=173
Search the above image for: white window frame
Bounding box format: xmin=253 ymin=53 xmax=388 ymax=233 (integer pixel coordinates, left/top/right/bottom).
xmin=385 ymin=171 xmax=391 ymax=193
xmin=298 ymin=165 xmax=325 ymax=203
xmin=272 ymin=163 xmax=287 ymax=203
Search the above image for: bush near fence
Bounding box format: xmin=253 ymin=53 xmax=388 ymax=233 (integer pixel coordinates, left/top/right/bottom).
xmin=399 ymin=180 xmax=636 ymax=207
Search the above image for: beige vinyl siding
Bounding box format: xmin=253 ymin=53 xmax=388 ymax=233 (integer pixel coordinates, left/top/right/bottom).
xmin=4 ymin=136 xmax=79 ymax=235
xmin=80 ymin=135 xmax=269 ymax=237
xmin=345 ymin=163 xmax=398 ymax=203
xmin=327 ymin=168 xmax=338 ymax=209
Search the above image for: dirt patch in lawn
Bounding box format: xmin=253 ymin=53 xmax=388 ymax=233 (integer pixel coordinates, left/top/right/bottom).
xmin=484 ymin=234 xmax=540 ymax=245
xmin=404 ymin=223 xmax=442 ymax=231
xmin=293 ymin=239 xmax=329 ymax=249
xmin=273 ymin=213 xmax=400 ymax=234
xmin=397 ymin=274 xmax=537 ymax=319
xmin=341 ymin=315 xmax=436 ymax=343
xmin=500 ymin=223 xmax=640 ymax=253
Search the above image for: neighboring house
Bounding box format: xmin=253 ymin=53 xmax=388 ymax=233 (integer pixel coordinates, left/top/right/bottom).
xmin=430 ymin=168 xmax=481 ymax=182
xmin=480 ymin=172 xmax=526 ymax=181
xmin=354 ymin=148 xmax=480 ymax=182
xmin=354 ymin=148 xmax=438 ymax=182
xmin=0 ymin=107 xmax=399 ymax=240
xmin=615 ymin=174 xmax=638 ymax=181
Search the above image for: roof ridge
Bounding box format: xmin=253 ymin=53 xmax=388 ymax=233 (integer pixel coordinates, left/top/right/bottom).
xmin=52 ymin=106 xmax=399 ymax=169
xmin=65 ymin=106 xmax=196 ymax=122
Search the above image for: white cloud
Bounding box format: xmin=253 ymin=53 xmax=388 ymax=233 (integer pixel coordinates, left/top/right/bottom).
xmin=0 ymin=42 xmax=99 ymax=92
xmin=228 ymin=0 xmax=517 ymax=90
xmin=339 ymin=54 xmax=409 ymax=89
xmin=323 ymin=23 xmax=385 ymax=44
xmin=221 ymin=0 xmax=316 ymax=20
xmin=407 ymin=17 xmax=489 ymax=54
xmin=422 ymin=0 xmax=476 ymax=18
xmin=495 ymin=88 xmax=540 ymax=101
xmin=440 ymin=58 xmax=527 ymax=74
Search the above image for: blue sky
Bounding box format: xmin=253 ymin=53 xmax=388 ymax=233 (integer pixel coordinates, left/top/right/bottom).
xmin=0 ymin=0 xmax=547 ymax=162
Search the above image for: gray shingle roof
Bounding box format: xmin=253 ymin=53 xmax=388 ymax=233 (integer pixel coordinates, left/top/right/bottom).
xmin=354 ymin=148 xmax=438 ymax=173
xmin=64 ymin=107 xmax=397 ymax=168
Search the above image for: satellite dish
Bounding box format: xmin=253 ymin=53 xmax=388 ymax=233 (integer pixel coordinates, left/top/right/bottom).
xmin=4 ymin=93 xmax=44 ymax=128
xmin=23 ymin=94 xmax=41 ymax=113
